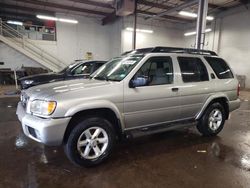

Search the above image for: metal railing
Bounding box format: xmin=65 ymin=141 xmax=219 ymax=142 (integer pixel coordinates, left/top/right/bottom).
xmin=0 ymin=19 xmax=66 ymax=71
xmin=16 ymin=24 xmax=56 ymax=41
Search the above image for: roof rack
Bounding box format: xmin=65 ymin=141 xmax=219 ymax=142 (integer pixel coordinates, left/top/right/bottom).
xmin=121 ymin=47 xmax=217 ymax=56
xmin=151 ymin=47 xmax=217 ymax=56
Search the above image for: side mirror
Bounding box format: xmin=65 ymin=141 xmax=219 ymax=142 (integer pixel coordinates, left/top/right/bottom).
xmin=129 ymin=76 xmax=148 ymax=88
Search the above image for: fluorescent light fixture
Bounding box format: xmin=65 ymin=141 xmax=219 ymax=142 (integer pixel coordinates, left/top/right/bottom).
xmin=206 ymin=16 xmax=214 ymax=21
xmin=7 ymin=20 xmax=23 ymax=26
xmin=126 ymin=27 xmax=153 ymax=33
xmin=36 ymin=15 xmax=78 ymax=24
xmin=37 ymin=15 xmax=58 ymax=21
xmin=58 ymin=18 xmax=78 ymax=24
xmin=179 ymin=11 xmax=214 ymax=21
xmin=179 ymin=11 xmax=197 ymax=18
xmin=184 ymin=28 xmax=212 ymax=36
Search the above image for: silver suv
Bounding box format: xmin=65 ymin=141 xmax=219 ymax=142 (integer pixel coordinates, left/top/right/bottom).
xmin=16 ymin=47 xmax=241 ymax=167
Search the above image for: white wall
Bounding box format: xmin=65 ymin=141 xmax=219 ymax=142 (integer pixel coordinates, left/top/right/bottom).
xmin=122 ymin=24 xmax=184 ymax=52
xmin=0 ymin=42 xmax=44 ymax=70
xmin=121 ymin=16 xmax=185 ymax=52
xmin=217 ymin=10 xmax=250 ymax=88
xmin=184 ymin=6 xmax=250 ymax=88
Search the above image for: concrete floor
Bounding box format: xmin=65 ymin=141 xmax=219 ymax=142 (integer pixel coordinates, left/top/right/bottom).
xmin=0 ymin=92 xmax=250 ymax=188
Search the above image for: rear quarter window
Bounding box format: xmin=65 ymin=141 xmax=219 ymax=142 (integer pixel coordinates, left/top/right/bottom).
xmin=204 ymin=57 xmax=234 ymax=79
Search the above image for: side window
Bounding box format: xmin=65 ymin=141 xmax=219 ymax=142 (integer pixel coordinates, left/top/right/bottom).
xmin=94 ymin=63 xmax=104 ymax=71
xmin=178 ymin=57 xmax=209 ymax=83
xmin=71 ymin=64 xmax=92 ymax=75
xmin=204 ymin=57 xmax=234 ymax=79
xmin=135 ymin=56 xmax=174 ymax=86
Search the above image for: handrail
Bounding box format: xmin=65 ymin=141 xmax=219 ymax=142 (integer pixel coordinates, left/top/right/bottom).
xmin=0 ymin=19 xmax=67 ymax=70
xmin=2 ymin=28 xmax=62 ymax=68
xmin=2 ymin=22 xmax=23 ymax=37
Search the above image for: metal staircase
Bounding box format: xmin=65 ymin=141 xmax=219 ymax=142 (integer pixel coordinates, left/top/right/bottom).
xmin=0 ymin=19 xmax=67 ymax=72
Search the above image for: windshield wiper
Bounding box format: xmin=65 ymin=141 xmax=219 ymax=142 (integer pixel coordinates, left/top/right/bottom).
xmin=92 ymin=76 xmax=119 ymax=82
xmin=93 ymin=76 xmax=109 ymax=81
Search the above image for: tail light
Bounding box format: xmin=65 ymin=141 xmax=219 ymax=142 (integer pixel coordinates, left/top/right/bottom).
xmin=237 ymin=83 xmax=240 ymax=97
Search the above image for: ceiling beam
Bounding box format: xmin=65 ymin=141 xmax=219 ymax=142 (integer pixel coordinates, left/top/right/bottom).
xmin=137 ymin=0 xmax=172 ymax=10
xmin=137 ymin=10 xmax=190 ymax=23
xmin=102 ymin=0 xmax=195 ymax=25
xmin=102 ymin=9 xmax=191 ymax=25
xmin=0 ymin=3 xmax=55 ymax=15
xmin=6 ymin=0 xmax=109 ymax=16
xmin=208 ymin=3 xmax=228 ymax=11
xmin=145 ymin=0 xmax=198 ymax=20
xmin=69 ymin=0 xmax=113 ymax=9
xmin=102 ymin=11 xmax=118 ymax=25
xmin=0 ymin=9 xmax=41 ymax=22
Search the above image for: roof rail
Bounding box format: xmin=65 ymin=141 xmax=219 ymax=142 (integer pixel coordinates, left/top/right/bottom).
xmin=151 ymin=46 xmax=217 ymax=56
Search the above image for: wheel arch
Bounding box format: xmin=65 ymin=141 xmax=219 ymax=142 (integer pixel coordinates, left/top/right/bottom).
xmin=196 ymin=95 xmax=229 ymax=120
xmin=63 ymin=107 xmax=123 ymax=143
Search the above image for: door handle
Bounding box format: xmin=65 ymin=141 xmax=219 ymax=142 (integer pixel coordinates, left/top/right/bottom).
xmin=172 ymin=87 xmax=179 ymax=92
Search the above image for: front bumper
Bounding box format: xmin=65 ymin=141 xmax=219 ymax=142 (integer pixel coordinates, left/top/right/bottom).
xmin=228 ymin=98 xmax=241 ymax=112
xmin=16 ymin=102 xmax=71 ymax=146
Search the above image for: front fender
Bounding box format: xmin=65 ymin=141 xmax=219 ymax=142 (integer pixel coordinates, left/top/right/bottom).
xmin=195 ymin=93 xmax=229 ymax=120
xmin=64 ymin=100 xmax=125 ymax=129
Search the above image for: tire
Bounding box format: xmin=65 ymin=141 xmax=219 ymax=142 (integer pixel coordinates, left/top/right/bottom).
xmin=197 ymin=102 xmax=226 ymax=136
xmin=64 ymin=116 xmax=115 ymax=167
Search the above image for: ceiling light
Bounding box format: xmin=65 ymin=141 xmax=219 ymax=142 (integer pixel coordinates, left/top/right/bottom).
xmin=37 ymin=15 xmax=58 ymax=21
xmin=58 ymin=18 xmax=78 ymax=24
xmin=184 ymin=28 xmax=212 ymax=36
xmin=206 ymin=16 xmax=214 ymax=21
xmin=179 ymin=11 xmax=197 ymax=18
xmin=36 ymin=15 xmax=78 ymax=24
xmin=7 ymin=20 xmax=23 ymax=26
xmin=179 ymin=11 xmax=214 ymax=21
xmin=126 ymin=27 xmax=153 ymax=34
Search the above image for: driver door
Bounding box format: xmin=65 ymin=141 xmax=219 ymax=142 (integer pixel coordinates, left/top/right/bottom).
xmin=123 ymin=56 xmax=181 ymax=129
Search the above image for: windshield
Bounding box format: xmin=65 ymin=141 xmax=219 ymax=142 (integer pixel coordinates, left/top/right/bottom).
xmin=91 ymin=55 xmax=144 ymax=81
xmin=58 ymin=62 xmax=80 ymax=73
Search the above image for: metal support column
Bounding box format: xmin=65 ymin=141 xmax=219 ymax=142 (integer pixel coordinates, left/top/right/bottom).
xmin=195 ymin=0 xmax=208 ymax=50
xmin=132 ymin=0 xmax=138 ymax=50
xmin=0 ymin=18 xmax=2 ymax=35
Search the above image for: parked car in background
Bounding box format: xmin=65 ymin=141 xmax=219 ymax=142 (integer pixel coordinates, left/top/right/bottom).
xmin=16 ymin=47 xmax=240 ymax=167
xmin=19 ymin=60 xmax=107 ymax=89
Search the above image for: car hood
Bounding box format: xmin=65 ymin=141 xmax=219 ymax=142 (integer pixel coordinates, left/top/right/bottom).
xmin=24 ymin=79 xmax=117 ymax=100
xmin=19 ymin=72 xmax=63 ymax=81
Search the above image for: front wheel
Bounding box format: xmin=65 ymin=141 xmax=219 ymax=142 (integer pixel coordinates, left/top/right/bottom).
xmin=197 ymin=103 xmax=226 ymax=136
xmin=64 ymin=117 xmax=115 ymax=167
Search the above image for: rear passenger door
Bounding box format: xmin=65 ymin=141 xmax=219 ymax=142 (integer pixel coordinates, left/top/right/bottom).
xmin=176 ymin=56 xmax=214 ymax=120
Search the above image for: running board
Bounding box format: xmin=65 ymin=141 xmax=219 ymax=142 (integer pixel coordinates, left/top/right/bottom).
xmin=124 ymin=119 xmax=197 ymax=138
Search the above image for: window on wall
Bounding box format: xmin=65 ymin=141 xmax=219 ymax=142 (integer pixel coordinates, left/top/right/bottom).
xmin=204 ymin=57 xmax=234 ymax=79
xmin=135 ymin=56 xmax=174 ymax=86
xmin=178 ymin=57 xmax=209 ymax=83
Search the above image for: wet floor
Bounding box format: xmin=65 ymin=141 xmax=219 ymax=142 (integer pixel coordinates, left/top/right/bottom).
xmin=0 ymin=94 xmax=250 ymax=188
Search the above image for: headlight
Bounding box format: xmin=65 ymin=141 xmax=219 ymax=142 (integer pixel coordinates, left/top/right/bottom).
xmin=24 ymin=80 xmax=34 ymax=85
xmin=30 ymin=100 xmax=57 ymax=116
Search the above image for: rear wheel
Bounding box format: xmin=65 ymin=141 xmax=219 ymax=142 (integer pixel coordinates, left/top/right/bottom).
xmin=197 ymin=103 xmax=226 ymax=136
xmin=64 ymin=117 xmax=115 ymax=167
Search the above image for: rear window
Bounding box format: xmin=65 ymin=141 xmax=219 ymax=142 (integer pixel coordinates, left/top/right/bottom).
xmin=205 ymin=57 xmax=234 ymax=79
xmin=178 ymin=57 xmax=209 ymax=83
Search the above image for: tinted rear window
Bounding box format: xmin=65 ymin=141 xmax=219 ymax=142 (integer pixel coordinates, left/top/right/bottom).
xmin=205 ymin=57 xmax=234 ymax=79
xmin=178 ymin=57 xmax=209 ymax=83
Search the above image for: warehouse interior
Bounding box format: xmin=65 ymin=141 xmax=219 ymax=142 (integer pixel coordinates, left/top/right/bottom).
xmin=0 ymin=0 xmax=250 ymax=187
